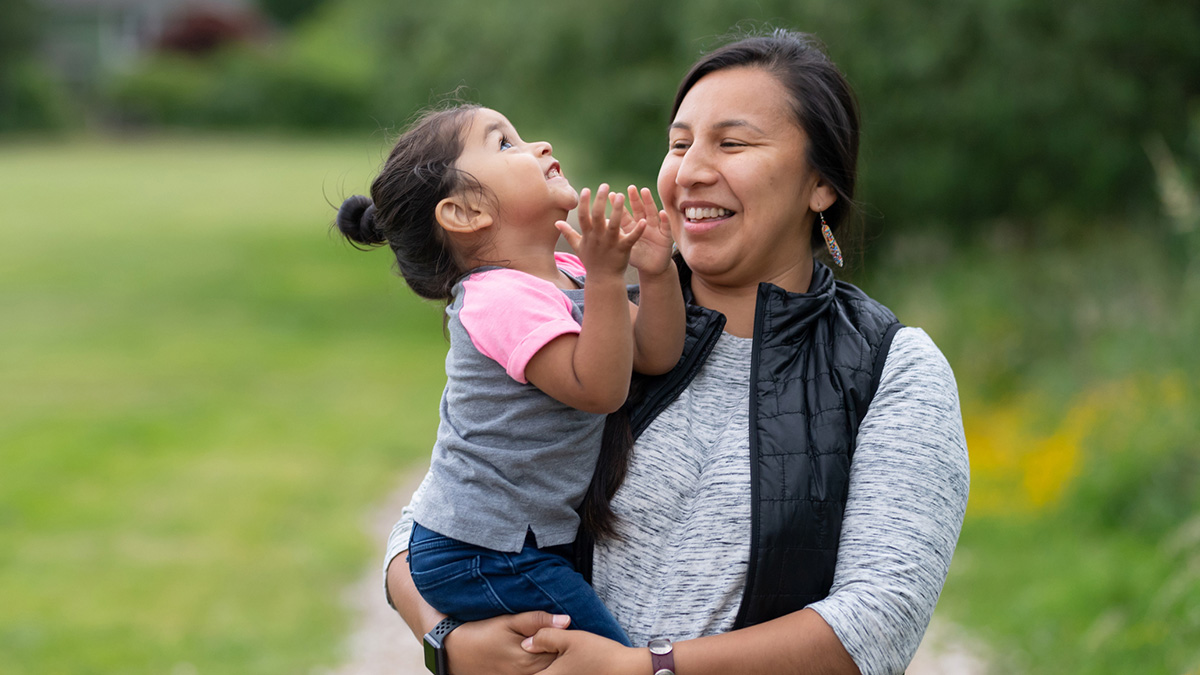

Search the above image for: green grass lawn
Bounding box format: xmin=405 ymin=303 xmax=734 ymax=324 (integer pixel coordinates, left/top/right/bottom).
xmin=0 ymin=135 xmax=450 ymax=673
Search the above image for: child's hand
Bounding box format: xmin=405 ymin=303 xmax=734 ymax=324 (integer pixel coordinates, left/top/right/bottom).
xmin=621 ymin=185 xmax=673 ymax=277
xmin=556 ymin=184 xmax=646 ymax=278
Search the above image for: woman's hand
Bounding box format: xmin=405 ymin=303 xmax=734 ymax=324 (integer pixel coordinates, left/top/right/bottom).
xmin=445 ymin=612 xmax=569 ymax=675
xmin=623 ymin=185 xmax=673 ymax=277
xmin=521 ymin=628 xmax=647 ymax=675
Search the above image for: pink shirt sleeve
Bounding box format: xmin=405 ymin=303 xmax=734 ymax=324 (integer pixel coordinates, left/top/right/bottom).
xmin=458 ymin=262 xmax=583 ymax=384
xmin=553 ymin=252 xmax=586 ymax=278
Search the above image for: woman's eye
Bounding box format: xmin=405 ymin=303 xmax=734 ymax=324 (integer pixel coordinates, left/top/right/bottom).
xmin=669 ymin=140 xmax=690 ymax=151
xmin=721 ymin=141 xmax=747 ymax=148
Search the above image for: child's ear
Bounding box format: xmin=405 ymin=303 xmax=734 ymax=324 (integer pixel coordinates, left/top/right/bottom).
xmin=435 ymin=195 xmax=493 ymax=234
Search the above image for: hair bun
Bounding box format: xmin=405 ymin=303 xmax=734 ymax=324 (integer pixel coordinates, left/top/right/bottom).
xmin=336 ymin=195 xmax=386 ymax=246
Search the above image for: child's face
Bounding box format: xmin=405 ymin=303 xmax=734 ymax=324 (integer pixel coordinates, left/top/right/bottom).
xmin=455 ymin=108 xmax=579 ymax=227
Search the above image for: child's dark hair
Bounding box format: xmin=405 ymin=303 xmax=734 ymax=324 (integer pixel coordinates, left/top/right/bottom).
xmin=335 ymin=104 xmax=483 ymax=301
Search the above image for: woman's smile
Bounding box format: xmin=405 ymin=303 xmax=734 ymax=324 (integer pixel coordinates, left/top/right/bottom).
xmin=680 ymin=201 xmax=736 ymax=234
xmin=659 ymin=66 xmax=824 ymax=289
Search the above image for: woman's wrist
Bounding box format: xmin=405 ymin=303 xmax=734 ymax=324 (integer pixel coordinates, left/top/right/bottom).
xmin=625 ymin=644 xmax=656 ymax=675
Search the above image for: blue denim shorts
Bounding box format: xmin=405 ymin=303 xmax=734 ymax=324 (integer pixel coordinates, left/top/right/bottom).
xmin=408 ymin=522 xmax=629 ymax=645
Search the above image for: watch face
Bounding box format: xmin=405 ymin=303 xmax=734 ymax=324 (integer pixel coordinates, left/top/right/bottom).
xmin=423 ymin=637 xmax=438 ymax=673
xmin=648 ymin=638 xmax=672 ymax=655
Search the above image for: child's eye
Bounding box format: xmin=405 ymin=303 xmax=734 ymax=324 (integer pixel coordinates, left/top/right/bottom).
xmin=499 ymin=135 xmax=513 ymax=151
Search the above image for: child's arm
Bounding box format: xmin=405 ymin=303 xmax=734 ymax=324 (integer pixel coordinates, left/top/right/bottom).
xmin=623 ymin=186 xmax=685 ymax=375
xmin=523 ymin=185 xmax=646 ymax=414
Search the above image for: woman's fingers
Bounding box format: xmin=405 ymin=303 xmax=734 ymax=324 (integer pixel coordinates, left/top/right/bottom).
xmin=506 ymin=611 xmax=570 ymax=637
xmin=520 ymin=627 xmax=569 ymax=655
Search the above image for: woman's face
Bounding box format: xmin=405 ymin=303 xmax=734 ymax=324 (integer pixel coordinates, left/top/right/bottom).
xmin=658 ymin=66 xmax=832 ymax=290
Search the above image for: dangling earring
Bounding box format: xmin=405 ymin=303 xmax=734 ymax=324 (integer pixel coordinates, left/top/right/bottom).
xmin=820 ymin=211 xmax=843 ymax=268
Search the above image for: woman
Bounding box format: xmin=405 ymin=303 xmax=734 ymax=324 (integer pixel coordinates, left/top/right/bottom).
xmin=384 ymin=28 xmax=969 ymax=675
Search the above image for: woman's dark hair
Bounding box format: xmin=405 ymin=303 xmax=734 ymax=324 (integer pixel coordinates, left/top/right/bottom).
xmin=335 ymin=104 xmax=483 ymax=302
xmin=579 ymin=28 xmax=862 ymax=544
xmin=671 ymin=28 xmax=861 ymax=254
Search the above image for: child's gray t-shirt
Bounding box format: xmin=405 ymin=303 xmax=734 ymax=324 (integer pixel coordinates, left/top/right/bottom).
xmin=412 ymin=254 xmax=604 ymax=553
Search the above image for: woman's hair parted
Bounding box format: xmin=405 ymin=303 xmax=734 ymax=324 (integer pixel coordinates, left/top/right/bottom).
xmin=671 ymin=28 xmax=861 ymax=253
xmin=335 ymin=104 xmax=484 ymax=302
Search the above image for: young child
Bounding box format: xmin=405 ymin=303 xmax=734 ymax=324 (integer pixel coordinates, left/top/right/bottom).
xmin=334 ymin=104 xmax=685 ymax=645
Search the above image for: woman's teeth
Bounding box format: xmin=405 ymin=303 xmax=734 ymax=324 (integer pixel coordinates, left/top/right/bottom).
xmin=685 ymin=207 xmax=733 ymax=221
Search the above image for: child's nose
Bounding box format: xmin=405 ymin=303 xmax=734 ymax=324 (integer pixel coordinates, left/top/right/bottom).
xmin=532 ymin=140 xmax=553 ymax=155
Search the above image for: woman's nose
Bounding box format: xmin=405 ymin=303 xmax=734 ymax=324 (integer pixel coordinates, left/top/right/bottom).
xmin=674 ymin=146 xmax=716 ymax=187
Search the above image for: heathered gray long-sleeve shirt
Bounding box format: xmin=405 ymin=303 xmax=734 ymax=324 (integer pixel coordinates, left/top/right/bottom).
xmin=385 ymin=327 xmax=970 ymax=674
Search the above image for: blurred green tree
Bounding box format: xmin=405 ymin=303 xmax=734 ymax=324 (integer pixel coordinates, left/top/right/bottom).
xmin=256 ymin=0 xmax=330 ymax=26
xmin=0 ymin=0 xmax=71 ymax=132
xmin=101 ymin=0 xmax=1200 ymax=234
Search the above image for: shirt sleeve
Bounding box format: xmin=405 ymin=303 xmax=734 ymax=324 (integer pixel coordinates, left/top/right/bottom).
xmin=382 ymin=468 xmax=431 ymax=610
xmin=807 ymin=327 xmax=971 ymax=675
xmin=458 ymin=268 xmax=581 ymax=384
xmin=553 ymin=251 xmax=587 ymax=278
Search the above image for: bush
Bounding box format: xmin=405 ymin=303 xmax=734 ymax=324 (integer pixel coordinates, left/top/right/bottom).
xmin=105 ymin=46 xmax=373 ymax=131
xmin=0 ymin=62 xmax=74 ymax=133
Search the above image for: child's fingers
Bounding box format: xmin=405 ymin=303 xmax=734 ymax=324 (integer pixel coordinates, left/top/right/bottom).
xmin=619 ymin=218 xmax=648 ymax=248
xmin=610 ymin=190 xmax=633 ymax=226
xmin=606 ymin=193 xmax=626 ymax=233
xmin=627 ymin=185 xmax=646 ymax=223
xmin=555 ymin=221 xmax=582 ymax=251
xmin=590 ymin=184 xmax=610 ymax=231
xmin=575 ymin=188 xmax=593 ymax=230
xmin=641 ymin=188 xmax=662 ymax=221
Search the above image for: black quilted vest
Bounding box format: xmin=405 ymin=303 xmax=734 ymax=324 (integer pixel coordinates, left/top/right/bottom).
xmin=577 ymin=260 xmax=901 ymax=628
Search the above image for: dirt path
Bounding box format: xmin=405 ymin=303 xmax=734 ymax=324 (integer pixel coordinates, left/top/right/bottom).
xmin=331 ymin=468 xmax=989 ymax=675
xmin=330 ymin=468 xmax=429 ymax=675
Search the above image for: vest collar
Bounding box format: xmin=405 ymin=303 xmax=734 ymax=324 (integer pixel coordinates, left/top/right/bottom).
xmin=678 ymin=258 xmax=837 ymax=338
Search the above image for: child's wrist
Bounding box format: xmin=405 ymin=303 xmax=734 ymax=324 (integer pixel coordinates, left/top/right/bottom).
xmin=636 ymin=260 xmax=678 ymax=284
xmin=584 ymin=266 xmax=630 ymax=283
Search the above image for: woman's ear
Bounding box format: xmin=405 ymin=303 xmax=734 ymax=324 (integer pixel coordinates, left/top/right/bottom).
xmin=809 ymin=181 xmax=837 ymax=214
xmin=435 ymin=195 xmax=493 ymax=234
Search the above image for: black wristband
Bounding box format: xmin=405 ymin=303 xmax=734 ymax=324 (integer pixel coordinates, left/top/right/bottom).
xmin=423 ymin=617 xmax=463 ymax=674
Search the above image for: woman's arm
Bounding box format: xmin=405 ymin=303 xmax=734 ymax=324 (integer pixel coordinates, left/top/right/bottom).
xmin=384 ymin=471 xmax=565 ymax=675
xmin=805 ymin=327 xmax=969 ymax=672
xmin=523 ymin=327 xmax=969 ymax=675
xmin=522 ymin=606 xmax=857 ymax=675
xmin=386 ymin=549 xmax=565 ymax=675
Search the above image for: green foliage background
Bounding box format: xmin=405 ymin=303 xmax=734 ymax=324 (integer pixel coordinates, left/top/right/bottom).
xmin=3 ymin=0 xmax=1200 ymax=672
xmin=98 ymin=0 xmax=1200 ymax=233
